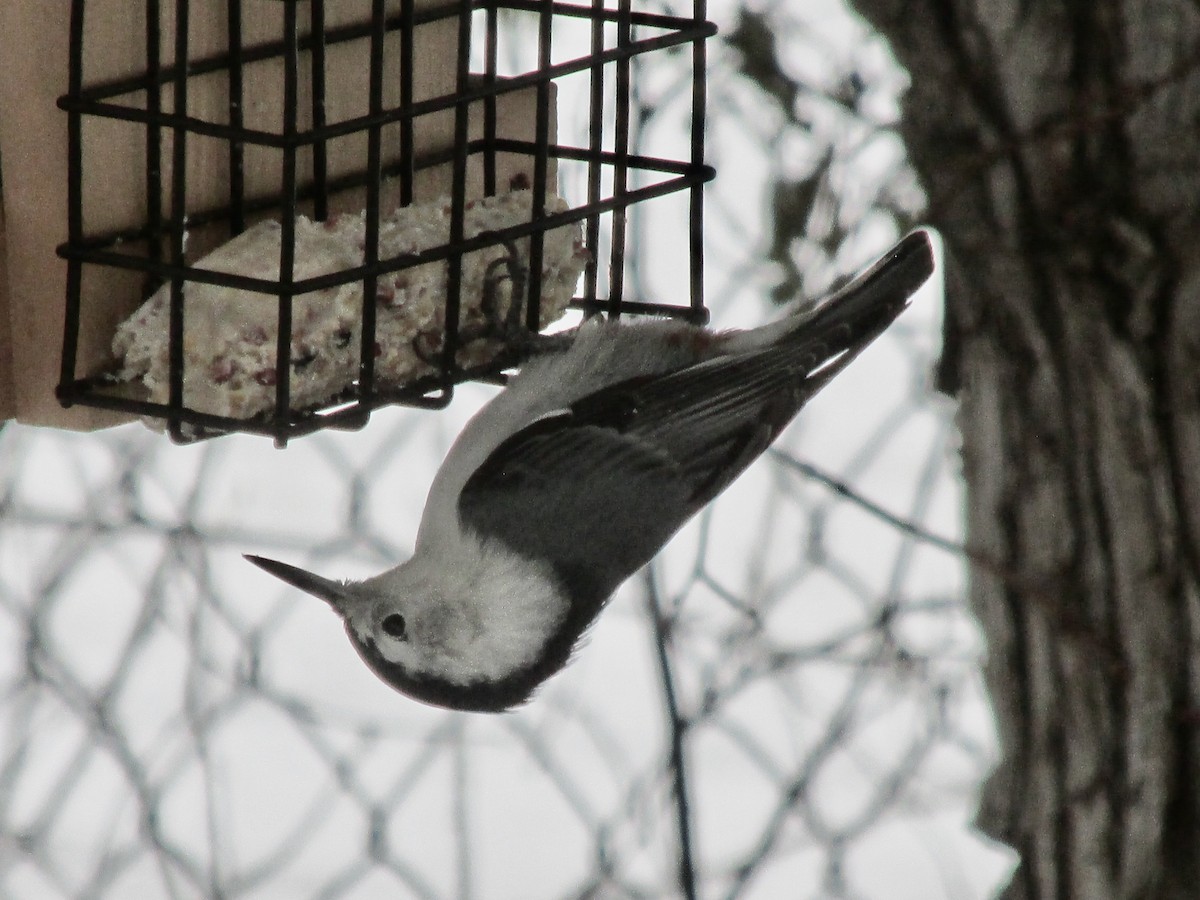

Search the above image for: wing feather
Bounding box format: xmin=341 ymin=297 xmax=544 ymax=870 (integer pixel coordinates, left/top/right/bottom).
xmin=458 ymin=230 xmax=935 ymax=603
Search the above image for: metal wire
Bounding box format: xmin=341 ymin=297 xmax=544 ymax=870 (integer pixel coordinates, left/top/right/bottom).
xmin=2 ymin=3 xmax=1003 ymax=898
xmin=55 ymin=0 xmax=717 ymax=444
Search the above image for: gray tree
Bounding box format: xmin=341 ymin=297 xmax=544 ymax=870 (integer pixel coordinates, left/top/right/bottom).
xmin=850 ymin=1 xmax=1200 ymax=896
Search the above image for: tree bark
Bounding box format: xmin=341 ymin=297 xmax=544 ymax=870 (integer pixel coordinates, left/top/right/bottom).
xmin=849 ymin=1 xmax=1200 ymax=897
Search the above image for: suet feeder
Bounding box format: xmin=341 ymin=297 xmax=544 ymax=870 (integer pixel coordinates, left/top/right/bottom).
xmin=0 ymin=0 xmax=714 ymax=445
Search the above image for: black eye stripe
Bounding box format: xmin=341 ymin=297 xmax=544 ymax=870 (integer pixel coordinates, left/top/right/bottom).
xmin=381 ymin=613 xmax=407 ymax=640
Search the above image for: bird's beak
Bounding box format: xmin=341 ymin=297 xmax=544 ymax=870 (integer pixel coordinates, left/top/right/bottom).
xmin=243 ymin=554 xmax=352 ymax=612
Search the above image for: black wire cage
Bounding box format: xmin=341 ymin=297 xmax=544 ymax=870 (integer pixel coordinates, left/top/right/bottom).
xmin=54 ymin=0 xmax=716 ymax=445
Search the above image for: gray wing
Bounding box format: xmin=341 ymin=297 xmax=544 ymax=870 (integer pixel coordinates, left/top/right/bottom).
xmin=457 ymin=343 xmax=839 ymax=604
xmin=458 ymin=229 xmax=935 ymax=603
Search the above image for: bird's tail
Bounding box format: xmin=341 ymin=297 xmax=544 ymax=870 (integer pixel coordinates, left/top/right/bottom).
xmin=723 ymin=230 xmax=935 ymax=388
xmin=799 ymin=229 xmax=934 ymax=342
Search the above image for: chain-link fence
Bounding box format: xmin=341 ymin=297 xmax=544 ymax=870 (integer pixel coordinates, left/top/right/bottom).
xmin=0 ymin=2 xmax=1014 ymax=897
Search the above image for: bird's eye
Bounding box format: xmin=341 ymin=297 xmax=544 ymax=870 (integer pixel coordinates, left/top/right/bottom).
xmin=381 ymin=613 xmax=407 ymax=640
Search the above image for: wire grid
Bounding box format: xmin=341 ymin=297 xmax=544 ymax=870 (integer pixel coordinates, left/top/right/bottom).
xmin=0 ymin=2 xmax=1008 ymax=898
xmin=55 ymin=0 xmax=714 ymax=444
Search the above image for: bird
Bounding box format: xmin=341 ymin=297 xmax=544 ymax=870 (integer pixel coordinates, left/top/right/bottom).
xmin=245 ymin=229 xmax=936 ymax=713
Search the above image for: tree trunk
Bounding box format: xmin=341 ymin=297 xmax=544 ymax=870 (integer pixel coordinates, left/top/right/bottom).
xmin=850 ymin=1 xmax=1200 ymax=897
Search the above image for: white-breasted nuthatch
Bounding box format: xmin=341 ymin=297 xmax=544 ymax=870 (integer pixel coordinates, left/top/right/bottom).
xmin=246 ymin=230 xmax=935 ymax=712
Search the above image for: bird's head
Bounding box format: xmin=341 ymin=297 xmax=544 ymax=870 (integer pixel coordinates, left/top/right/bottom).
xmin=244 ymin=549 xmax=577 ymax=713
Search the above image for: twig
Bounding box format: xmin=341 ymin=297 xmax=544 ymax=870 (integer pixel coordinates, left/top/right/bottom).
xmin=768 ymin=449 xmax=965 ymax=556
xmin=644 ymin=571 xmax=698 ymax=900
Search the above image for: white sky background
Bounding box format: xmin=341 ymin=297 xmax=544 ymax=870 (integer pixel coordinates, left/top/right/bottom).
xmin=0 ymin=1 xmax=1018 ymax=897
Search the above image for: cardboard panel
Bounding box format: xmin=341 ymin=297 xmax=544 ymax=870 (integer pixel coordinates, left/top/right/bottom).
xmin=0 ymin=196 xmax=14 ymax=420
